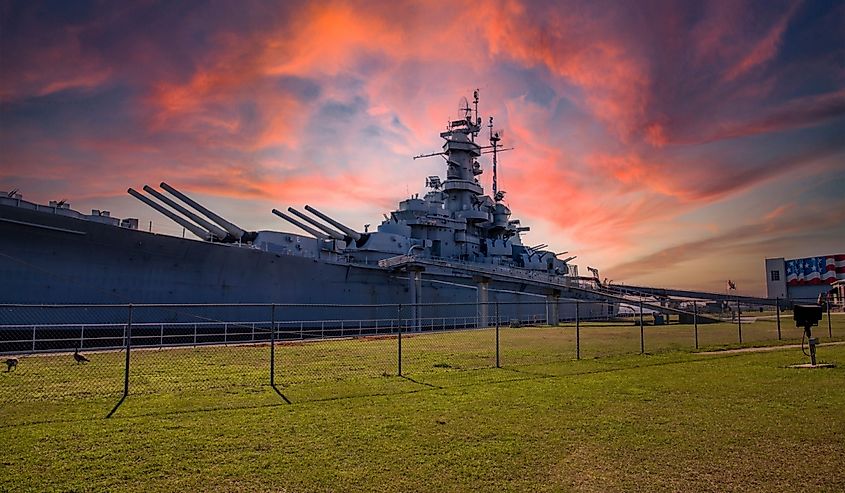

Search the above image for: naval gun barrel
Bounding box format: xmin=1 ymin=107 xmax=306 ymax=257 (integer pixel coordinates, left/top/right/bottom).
xmin=127 ymin=188 xmax=211 ymax=240
xmin=287 ymin=208 xmax=345 ymax=240
xmin=160 ymin=182 xmax=246 ymax=240
xmin=143 ymin=185 xmax=229 ymax=240
xmin=271 ymin=209 xmax=329 ymax=240
xmin=304 ymin=205 xmax=361 ymax=240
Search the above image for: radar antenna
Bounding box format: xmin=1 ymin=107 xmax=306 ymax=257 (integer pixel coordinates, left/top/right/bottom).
xmin=459 ymin=96 xmax=471 ymax=120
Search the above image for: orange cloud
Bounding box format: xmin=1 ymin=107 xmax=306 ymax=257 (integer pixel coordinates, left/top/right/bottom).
xmin=479 ymin=2 xmax=651 ymax=140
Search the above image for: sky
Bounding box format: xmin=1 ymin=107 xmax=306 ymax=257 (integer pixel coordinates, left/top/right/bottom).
xmin=1 ymin=0 xmax=843 ymax=296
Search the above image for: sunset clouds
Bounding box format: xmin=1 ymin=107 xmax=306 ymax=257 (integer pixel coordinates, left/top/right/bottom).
xmin=1 ymin=0 xmax=843 ymax=294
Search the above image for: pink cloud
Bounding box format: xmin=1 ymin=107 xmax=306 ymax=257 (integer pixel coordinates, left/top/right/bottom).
xmin=723 ymin=1 xmax=801 ymax=81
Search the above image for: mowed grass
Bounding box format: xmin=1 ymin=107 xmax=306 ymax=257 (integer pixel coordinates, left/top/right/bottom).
xmin=1 ymin=315 xmax=844 ymax=491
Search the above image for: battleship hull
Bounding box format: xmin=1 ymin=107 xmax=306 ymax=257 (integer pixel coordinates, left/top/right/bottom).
xmin=0 ymin=203 xmax=613 ymax=323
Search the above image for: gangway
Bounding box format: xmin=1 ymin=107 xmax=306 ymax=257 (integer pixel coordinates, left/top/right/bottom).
xmin=603 ymin=283 xmax=778 ymax=306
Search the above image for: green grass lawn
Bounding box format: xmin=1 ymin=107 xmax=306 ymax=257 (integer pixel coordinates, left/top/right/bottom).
xmin=2 ymin=315 xmax=844 ymax=491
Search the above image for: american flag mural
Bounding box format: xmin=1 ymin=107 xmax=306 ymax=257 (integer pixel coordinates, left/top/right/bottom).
xmin=785 ymin=254 xmax=845 ymax=286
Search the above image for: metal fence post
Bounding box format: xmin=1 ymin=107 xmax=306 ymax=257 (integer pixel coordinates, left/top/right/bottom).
xmin=269 ymin=304 xmax=290 ymax=404
xmin=827 ymin=294 xmax=832 ymax=338
xmin=124 ymin=304 xmax=132 ymax=397
xmin=737 ymin=299 xmax=742 ymax=344
xmin=776 ymin=297 xmax=781 ymax=340
xmin=397 ymin=304 xmax=403 ymax=376
xmin=270 ymin=304 xmax=276 ymax=387
xmin=639 ymin=299 xmax=645 ymax=354
xmin=576 ymin=300 xmax=580 ymax=360
xmin=693 ymin=302 xmax=699 ymax=350
xmin=495 ymin=302 xmax=500 ymax=368
xmin=107 ymin=304 xmax=132 ymax=418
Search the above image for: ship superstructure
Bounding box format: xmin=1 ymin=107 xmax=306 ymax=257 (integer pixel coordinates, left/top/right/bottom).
xmin=269 ymin=92 xmax=576 ymax=276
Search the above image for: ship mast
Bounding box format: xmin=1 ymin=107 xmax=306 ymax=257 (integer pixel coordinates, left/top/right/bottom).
xmin=489 ymin=116 xmax=502 ymax=200
xmin=472 ymin=89 xmax=480 ymax=142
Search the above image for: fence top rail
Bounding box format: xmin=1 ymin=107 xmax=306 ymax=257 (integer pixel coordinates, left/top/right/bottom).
xmin=1 ymin=315 xmax=497 ymax=329
xmin=0 ymin=296 xmax=826 ymax=311
xmin=0 ymin=300 xmax=607 ymax=309
xmin=0 ymin=297 xmax=806 ymax=311
xmin=0 ymin=290 xmax=804 ymax=310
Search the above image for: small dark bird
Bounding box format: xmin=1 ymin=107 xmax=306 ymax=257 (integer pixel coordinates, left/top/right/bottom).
xmin=4 ymin=358 xmax=17 ymax=372
xmin=73 ymin=348 xmax=90 ymax=364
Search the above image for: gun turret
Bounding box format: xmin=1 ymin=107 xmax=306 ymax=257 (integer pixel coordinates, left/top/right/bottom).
xmin=143 ymin=185 xmax=228 ymax=240
xmin=127 ymin=188 xmax=212 ymax=240
xmin=271 ymin=209 xmax=329 ymax=240
xmin=287 ymin=207 xmax=345 ymax=240
xmin=160 ymin=182 xmax=246 ymax=240
xmin=304 ymin=205 xmax=361 ymax=241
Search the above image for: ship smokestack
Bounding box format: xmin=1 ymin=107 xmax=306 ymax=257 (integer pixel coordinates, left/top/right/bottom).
xmin=287 ymin=207 xmax=345 ymax=240
xmin=143 ymin=185 xmax=229 ymax=240
xmin=160 ymin=182 xmax=246 ymax=240
xmin=127 ymin=188 xmax=212 ymax=240
xmin=304 ymin=205 xmax=361 ymax=241
xmin=271 ymin=209 xmax=329 ymax=240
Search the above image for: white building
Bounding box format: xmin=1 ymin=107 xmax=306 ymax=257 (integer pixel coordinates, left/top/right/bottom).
xmin=765 ymin=254 xmax=845 ymax=301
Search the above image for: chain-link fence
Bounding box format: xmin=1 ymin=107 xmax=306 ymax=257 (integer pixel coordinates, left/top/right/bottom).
xmin=2 ymin=297 xmax=842 ymax=418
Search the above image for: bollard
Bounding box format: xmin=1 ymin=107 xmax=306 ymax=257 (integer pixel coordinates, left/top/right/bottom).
xmin=809 ymin=336 xmax=818 ymax=365
xmin=776 ymin=297 xmax=781 ymax=340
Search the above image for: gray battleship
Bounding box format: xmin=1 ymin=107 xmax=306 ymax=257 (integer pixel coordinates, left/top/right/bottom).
xmin=0 ymin=92 xmax=615 ymax=329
